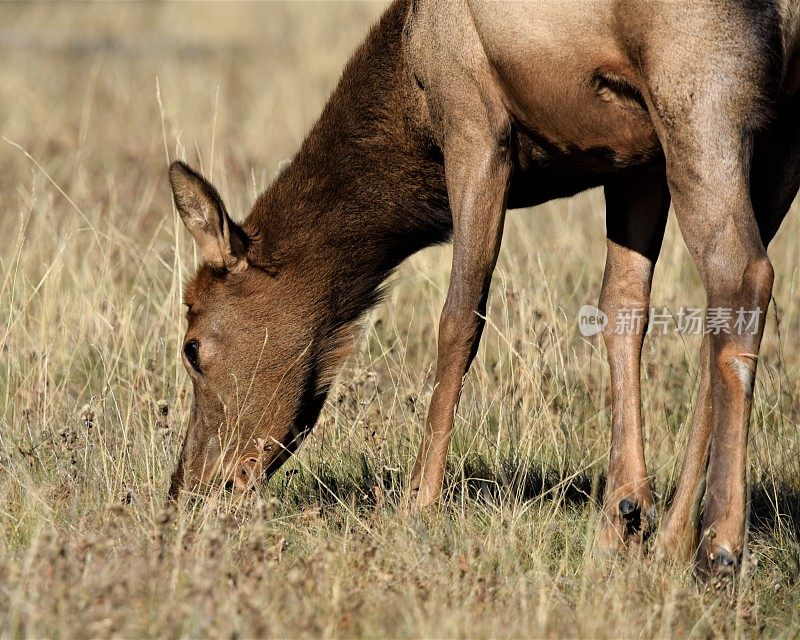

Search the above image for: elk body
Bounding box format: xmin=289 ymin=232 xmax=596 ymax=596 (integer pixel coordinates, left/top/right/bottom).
xmin=167 ymin=0 xmax=800 ymax=578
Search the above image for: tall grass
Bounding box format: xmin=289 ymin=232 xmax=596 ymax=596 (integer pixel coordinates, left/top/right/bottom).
xmin=0 ymin=2 xmax=798 ymax=637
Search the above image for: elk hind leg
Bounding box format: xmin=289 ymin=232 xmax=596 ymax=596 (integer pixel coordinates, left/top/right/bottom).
xmin=594 ymin=169 xmax=669 ymax=558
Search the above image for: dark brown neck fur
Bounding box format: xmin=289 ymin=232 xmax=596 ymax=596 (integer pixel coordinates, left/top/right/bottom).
xmin=245 ymin=0 xmax=450 ymax=341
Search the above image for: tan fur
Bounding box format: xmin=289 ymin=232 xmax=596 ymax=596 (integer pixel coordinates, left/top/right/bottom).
xmin=168 ymin=0 xmax=800 ymax=580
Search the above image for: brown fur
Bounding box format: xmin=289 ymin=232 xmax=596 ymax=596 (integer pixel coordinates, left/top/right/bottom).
xmin=168 ymin=0 xmax=800 ymax=579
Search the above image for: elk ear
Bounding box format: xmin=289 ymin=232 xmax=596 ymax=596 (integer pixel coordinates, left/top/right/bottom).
xmin=168 ymin=161 xmax=248 ymax=272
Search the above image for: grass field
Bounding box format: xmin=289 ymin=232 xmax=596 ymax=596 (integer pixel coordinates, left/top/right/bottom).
xmin=1 ymin=2 xmax=799 ymax=637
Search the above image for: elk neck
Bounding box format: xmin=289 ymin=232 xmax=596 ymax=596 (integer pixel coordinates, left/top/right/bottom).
xmin=245 ymin=0 xmax=451 ymax=335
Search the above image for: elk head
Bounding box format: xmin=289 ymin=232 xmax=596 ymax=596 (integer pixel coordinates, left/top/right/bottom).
xmin=166 ymin=161 xmax=341 ymax=499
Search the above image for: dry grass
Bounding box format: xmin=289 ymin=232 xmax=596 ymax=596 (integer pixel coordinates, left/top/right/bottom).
xmin=1 ymin=2 xmax=799 ymax=638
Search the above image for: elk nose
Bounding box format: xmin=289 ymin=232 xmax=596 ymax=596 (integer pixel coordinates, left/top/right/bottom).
xmin=224 ymin=478 xmax=235 ymax=492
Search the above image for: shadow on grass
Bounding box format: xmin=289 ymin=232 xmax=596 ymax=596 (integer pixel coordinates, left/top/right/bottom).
xmin=274 ymin=454 xmax=600 ymax=514
xmin=750 ymin=482 xmax=800 ymax=535
xmin=273 ymin=454 xmax=800 ymax=536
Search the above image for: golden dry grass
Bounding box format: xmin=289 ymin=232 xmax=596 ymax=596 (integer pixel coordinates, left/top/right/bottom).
xmin=1 ymin=2 xmax=799 ymax=638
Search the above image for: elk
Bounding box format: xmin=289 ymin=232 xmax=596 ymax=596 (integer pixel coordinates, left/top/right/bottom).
xmin=166 ymin=0 xmax=800 ymax=578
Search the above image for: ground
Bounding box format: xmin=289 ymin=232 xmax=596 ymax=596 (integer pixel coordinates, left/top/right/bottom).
xmin=0 ymin=2 xmax=799 ymax=638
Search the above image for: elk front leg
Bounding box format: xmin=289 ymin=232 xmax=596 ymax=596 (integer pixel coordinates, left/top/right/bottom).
xmin=594 ymin=171 xmax=669 ymax=557
xmin=410 ymin=129 xmax=511 ymax=510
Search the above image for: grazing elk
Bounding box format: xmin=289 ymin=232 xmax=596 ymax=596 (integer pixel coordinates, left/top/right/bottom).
xmin=167 ymin=0 xmax=800 ymax=578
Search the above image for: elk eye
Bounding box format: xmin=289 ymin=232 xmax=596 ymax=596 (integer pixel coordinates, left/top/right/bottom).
xmin=183 ymin=339 xmax=202 ymax=374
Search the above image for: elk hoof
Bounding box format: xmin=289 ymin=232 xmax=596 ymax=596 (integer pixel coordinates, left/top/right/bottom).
xmin=709 ymin=548 xmax=738 ymax=577
xmin=698 ymin=546 xmax=740 ymax=584
xmin=619 ymin=498 xmax=638 ymax=517
xmin=594 ymin=496 xmax=655 ymax=559
xmin=618 ymin=499 xmax=643 ymax=536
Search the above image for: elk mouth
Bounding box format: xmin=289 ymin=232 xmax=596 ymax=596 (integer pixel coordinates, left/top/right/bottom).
xmin=166 ymin=370 xmax=331 ymax=503
xmin=164 ymin=426 xmax=303 ymax=503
